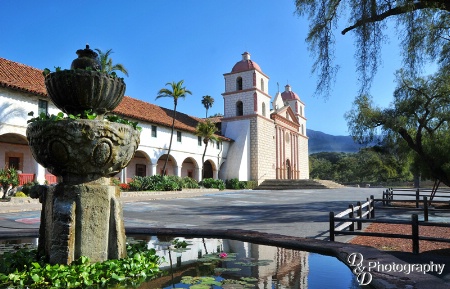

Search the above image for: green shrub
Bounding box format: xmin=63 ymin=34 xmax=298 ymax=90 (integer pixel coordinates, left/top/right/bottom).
xmin=181 ymin=177 xmax=199 ymax=189
xmin=20 ymin=181 xmax=39 ymax=196
xmin=128 ymin=175 xmax=185 ymax=191
xmin=245 ymin=181 xmax=258 ymax=189
xmin=14 ymin=191 xmax=27 ymax=197
xmin=200 ymin=178 xmax=225 ymax=190
xmin=225 ymin=178 xmax=247 ymax=189
xmin=111 ymin=178 xmax=120 ymax=186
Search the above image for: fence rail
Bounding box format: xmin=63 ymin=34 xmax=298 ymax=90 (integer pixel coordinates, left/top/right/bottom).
xmin=330 ymin=192 xmax=450 ymax=254
xmin=382 ymin=188 xmax=450 ymax=207
xmin=329 ymin=195 xmax=375 ymax=241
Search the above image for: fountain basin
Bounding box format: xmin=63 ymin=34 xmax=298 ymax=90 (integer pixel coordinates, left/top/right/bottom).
xmin=45 ymin=70 xmax=125 ymax=116
xmin=27 ymin=119 xmax=140 ymax=183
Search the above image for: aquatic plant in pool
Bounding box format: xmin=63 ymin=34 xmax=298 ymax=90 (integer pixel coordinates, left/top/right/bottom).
xmin=0 ymin=241 xmax=162 ymax=288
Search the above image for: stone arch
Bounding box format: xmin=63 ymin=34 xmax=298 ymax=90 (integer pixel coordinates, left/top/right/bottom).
xmin=181 ymin=157 xmax=199 ymax=181
xmin=202 ymin=159 xmax=217 ymax=180
xmin=157 ymin=154 xmax=178 ymax=176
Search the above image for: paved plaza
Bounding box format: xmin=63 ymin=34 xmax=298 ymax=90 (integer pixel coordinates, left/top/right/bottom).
xmin=1 ymin=187 xmax=447 ymax=241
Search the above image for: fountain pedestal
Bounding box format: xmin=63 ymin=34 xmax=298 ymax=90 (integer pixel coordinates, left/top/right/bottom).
xmin=41 ymin=178 xmax=126 ymax=264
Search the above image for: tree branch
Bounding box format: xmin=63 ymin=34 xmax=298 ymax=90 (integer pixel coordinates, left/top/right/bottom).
xmin=342 ymin=0 xmax=450 ymax=35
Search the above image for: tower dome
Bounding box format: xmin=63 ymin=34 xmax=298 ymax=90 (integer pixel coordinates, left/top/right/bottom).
xmin=281 ymin=84 xmax=300 ymax=101
xmin=231 ymin=52 xmax=262 ymax=73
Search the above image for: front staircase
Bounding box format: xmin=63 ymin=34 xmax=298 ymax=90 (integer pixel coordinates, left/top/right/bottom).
xmin=254 ymin=179 xmax=345 ymax=190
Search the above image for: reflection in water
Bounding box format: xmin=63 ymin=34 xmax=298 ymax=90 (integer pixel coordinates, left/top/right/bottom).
xmin=136 ymin=237 xmax=360 ymax=289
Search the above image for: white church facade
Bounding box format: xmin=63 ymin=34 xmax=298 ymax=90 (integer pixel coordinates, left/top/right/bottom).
xmin=0 ymin=52 xmax=308 ymax=186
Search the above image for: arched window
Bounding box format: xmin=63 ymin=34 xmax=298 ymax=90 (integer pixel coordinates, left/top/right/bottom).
xmin=262 ymin=102 xmax=266 ymax=117
xmin=236 ymin=101 xmax=243 ymax=116
xmin=236 ymin=77 xmax=243 ymax=91
xmin=261 ymin=78 xmax=264 ymax=92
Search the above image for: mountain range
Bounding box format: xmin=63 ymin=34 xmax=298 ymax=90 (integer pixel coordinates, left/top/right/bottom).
xmin=307 ymin=129 xmax=365 ymax=154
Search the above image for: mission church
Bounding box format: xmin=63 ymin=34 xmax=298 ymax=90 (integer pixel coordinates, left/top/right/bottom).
xmin=0 ymin=51 xmax=309 ymax=185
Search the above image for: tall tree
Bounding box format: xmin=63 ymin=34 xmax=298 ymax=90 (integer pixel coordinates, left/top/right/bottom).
xmin=94 ymin=48 xmax=129 ymax=77
xmin=195 ymin=119 xmax=219 ymax=179
xmin=294 ymin=0 xmax=450 ymax=97
xmin=156 ymin=80 xmax=192 ymax=175
xmin=346 ymin=69 xmax=450 ymax=191
xmin=201 ymin=95 xmax=214 ymax=118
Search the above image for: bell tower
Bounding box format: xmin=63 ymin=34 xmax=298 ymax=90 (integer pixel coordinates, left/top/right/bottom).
xmin=222 ymin=52 xmax=271 ymax=119
xmin=220 ymin=52 xmax=276 ymax=183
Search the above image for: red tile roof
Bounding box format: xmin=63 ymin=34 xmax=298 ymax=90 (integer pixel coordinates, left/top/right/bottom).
xmin=114 ymin=97 xmax=228 ymax=140
xmin=0 ymin=57 xmax=228 ymax=140
xmin=0 ymin=57 xmax=47 ymax=96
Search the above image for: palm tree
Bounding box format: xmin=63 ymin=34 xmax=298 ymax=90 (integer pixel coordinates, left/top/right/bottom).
xmin=156 ymin=80 xmax=192 ymax=175
xmin=94 ymin=48 xmax=129 ymax=77
xmin=195 ymin=119 xmax=219 ymax=179
xmin=201 ymin=95 xmax=214 ymax=118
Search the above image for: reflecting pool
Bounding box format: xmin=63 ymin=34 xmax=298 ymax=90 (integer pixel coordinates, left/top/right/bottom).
xmin=133 ymin=236 xmax=364 ymax=289
xmin=0 ymin=236 xmax=367 ymax=289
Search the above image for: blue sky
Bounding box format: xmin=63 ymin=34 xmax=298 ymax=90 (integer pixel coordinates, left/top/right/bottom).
xmin=1 ymin=0 xmax=405 ymax=135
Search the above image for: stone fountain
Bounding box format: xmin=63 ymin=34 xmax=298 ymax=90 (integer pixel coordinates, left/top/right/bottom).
xmin=26 ymin=45 xmax=140 ymax=264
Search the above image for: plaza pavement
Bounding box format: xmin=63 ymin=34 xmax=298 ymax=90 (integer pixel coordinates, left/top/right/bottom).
xmin=0 ymin=187 xmax=449 ymax=288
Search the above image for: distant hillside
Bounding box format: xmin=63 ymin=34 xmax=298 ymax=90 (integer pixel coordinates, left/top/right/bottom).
xmin=307 ymin=129 xmax=364 ymax=154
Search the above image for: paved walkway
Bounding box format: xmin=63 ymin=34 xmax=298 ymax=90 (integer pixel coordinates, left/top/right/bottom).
xmin=0 ymin=187 xmax=449 ymax=288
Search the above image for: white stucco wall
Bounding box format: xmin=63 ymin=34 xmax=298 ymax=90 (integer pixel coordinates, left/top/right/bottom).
xmin=220 ymin=119 xmax=250 ymax=181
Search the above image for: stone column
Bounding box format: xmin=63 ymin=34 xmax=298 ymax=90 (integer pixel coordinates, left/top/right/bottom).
xmin=43 ymin=177 xmax=126 ymax=264
xmin=195 ymin=167 xmax=202 ymax=182
xmin=174 ymin=165 xmax=181 ymax=177
xmin=151 ymin=163 xmax=158 ymax=176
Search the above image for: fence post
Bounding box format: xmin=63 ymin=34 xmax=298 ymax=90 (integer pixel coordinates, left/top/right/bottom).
xmin=357 ymin=201 xmax=362 ymax=230
xmin=415 ymin=189 xmax=420 ymax=208
xmin=370 ymin=195 xmax=375 ymax=218
xmin=349 ymin=204 xmax=355 ymax=231
xmin=366 ymin=198 xmax=370 ymax=219
xmin=412 ymin=214 xmax=419 ymax=254
xmin=423 ymin=196 xmax=428 ymax=222
xmin=329 ymin=212 xmax=335 ymax=242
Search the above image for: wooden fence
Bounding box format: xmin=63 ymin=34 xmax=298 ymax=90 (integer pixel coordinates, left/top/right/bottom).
xmin=382 ymin=188 xmax=450 ymax=207
xmin=329 ymin=195 xmax=375 ymax=241
xmin=330 ymin=193 xmax=450 ymax=254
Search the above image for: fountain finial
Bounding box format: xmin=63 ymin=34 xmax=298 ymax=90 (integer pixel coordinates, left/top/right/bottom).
xmin=71 ymin=44 xmax=101 ymax=70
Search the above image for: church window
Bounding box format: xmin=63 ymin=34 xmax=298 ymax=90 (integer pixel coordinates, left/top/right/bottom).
xmin=198 ymin=136 xmax=202 ymax=146
xmin=236 ymin=77 xmax=243 ymax=91
xmin=38 ymin=99 xmax=48 ymax=115
xmin=236 ymin=101 xmax=243 ymax=116
xmin=300 ymin=105 xmax=303 ymax=116
xmin=151 ymin=125 xmax=157 ymax=137
xmin=262 ymin=102 xmax=266 ymax=117
xmin=261 ymin=79 xmax=264 ymax=92
xmin=177 ymin=131 xmax=182 ymax=142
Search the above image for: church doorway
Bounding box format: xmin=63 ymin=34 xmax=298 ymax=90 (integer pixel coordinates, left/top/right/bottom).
xmin=286 ymin=159 xmax=292 ymax=179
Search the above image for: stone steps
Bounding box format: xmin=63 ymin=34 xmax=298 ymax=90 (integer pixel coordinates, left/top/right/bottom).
xmin=254 ymin=179 xmax=345 ymax=190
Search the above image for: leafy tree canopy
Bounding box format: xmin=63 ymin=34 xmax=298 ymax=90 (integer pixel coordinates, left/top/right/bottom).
xmin=345 ymin=69 xmax=450 ymax=186
xmin=294 ymin=0 xmax=450 ymax=97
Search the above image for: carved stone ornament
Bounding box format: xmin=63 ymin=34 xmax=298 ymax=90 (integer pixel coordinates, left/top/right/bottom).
xmin=45 ymin=69 xmax=125 ymax=116
xmin=27 ymin=120 xmax=140 ymax=184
